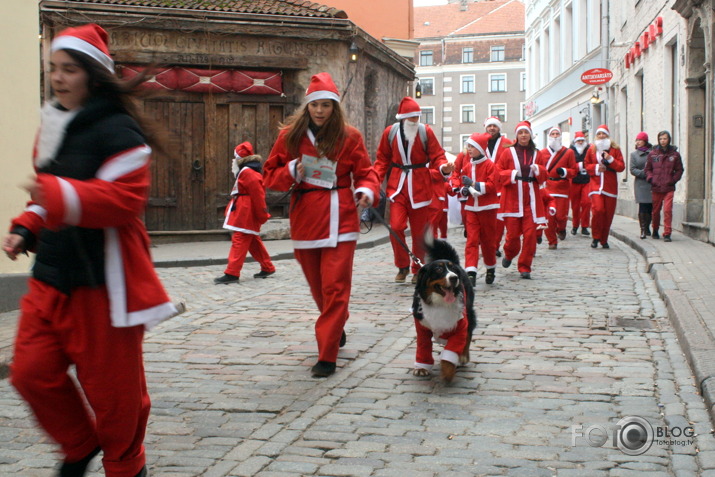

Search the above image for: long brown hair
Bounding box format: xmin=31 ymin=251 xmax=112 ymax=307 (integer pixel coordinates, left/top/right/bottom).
xmin=282 ymin=100 xmax=347 ymax=160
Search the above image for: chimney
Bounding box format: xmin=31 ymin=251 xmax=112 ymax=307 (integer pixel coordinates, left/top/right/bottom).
xmin=460 ymin=0 xmax=468 ymax=11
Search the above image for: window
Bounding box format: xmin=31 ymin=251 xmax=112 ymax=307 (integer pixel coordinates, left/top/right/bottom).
xmin=489 ymin=103 xmax=506 ymax=122
xmin=461 ymin=75 xmax=475 ymax=93
xmin=422 ymin=107 xmax=435 ymax=125
xmin=460 ymin=134 xmax=471 ymax=149
xmin=462 ymin=47 xmax=474 ymax=64
xmin=489 ymin=73 xmax=506 ymax=92
xmin=520 ymin=102 xmax=526 ymax=121
xmin=420 ymin=77 xmax=434 ymax=95
xmin=461 ymin=104 xmax=475 ymax=123
xmin=520 ymin=72 xmax=526 ymax=92
xmin=491 ymin=45 xmax=505 ymax=62
xmin=420 ymin=50 xmax=433 ymax=66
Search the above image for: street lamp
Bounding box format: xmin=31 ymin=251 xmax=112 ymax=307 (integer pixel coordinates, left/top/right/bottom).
xmin=348 ymin=42 xmax=359 ymax=63
xmin=579 ymin=105 xmax=591 ymax=131
xmin=415 ymin=80 xmax=422 ymax=98
xmin=590 ymin=87 xmax=604 ymax=104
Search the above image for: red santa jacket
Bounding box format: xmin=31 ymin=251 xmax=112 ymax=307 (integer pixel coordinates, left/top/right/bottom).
xmin=450 ymin=151 xmax=469 ymax=203
xmin=536 ymin=146 xmax=577 ymax=198
xmin=223 ymin=157 xmax=270 ymax=235
xmin=374 ymin=122 xmax=447 ymax=209
xmin=263 ymin=125 xmax=380 ymax=249
xmin=495 ymin=146 xmax=548 ymax=224
xmin=456 ymin=156 xmax=499 ymax=212
xmin=429 ymin=168 xmax=448 ymax=211
xmin=584 ymin=144 xmax=626 ymax=198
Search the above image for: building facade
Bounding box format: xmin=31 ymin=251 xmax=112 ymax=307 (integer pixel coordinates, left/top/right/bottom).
xmin=414 ymin=0 xmax=526 ymax=155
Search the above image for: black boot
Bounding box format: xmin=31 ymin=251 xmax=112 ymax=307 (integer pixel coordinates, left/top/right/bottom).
xmin=467 ymin=271 xmax=476 ymax=287
xmin=638 ymin=213 xmax=647 ymax=239
xmin=58 ymin=447 xmax=101 ymax=477
xmin=652 ymin=229 xmax=660 ymax=240
xmin=485 ymin=268 xmax=495 ymax=285
xmin=644 ymin=212 xmax=652 ymax=236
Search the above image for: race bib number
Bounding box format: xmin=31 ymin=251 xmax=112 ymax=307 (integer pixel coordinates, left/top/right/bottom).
xmin=302 ymin=154 xmax=337 ymax=188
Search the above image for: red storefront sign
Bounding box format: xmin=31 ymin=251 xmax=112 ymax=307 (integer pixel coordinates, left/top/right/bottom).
xmin=580 ymin=68 xmax=613 ymax=85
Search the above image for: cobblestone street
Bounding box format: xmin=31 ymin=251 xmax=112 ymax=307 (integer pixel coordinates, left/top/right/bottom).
xmin=2 ymin=231 xmax=715 ymax=476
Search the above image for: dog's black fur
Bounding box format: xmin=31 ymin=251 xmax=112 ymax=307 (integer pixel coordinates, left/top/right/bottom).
xmin=412 ymin=233 xmax=477 ymax=380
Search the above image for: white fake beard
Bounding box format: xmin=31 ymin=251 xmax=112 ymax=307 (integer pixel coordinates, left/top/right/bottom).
xmin=548 ymin=137 xmax=562 ymax=151
xmin=574 ymin=142 xmax=587 ymax=154
xmin=231 ymin=158 xmax=240 ymax=177
xmin=403 ymin=120 xmax=419 ymax=143
xmin=595 ymin=138 xmax=611 ymax=152
xmin=36 ymin=101 xmax=80 ymax=169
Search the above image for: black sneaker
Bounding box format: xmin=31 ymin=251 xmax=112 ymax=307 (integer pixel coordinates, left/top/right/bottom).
xmin=581 ymin=227 xmax=590 ymax=236
xmin=663 ymin=235 xmax=672 ymax=242
xmin=495 ymin=249 xmax=502 ymax=257
xmin=340 ymin=330 xmax=347 ymax=348
xmin=311 ymin=361 xmax=336 ymax=377
xmin=214 ymin=274 xmax=239 ymax=284
xmin=591 ymin=239 xmax=599 ymax=248
xmin=520 ymin=272 xmax=531 ymax=279
xmin=467 ymin=272 xmax=476 ymax=287
xmin=253 ymin=270 xmax=275 ymax=279
xmin=652 ymin=230 xmax=660 ymax=239
xmin=485 ymin=269 xmax=495 ymax=285
xmin=571 ymin=228 xmax=578 ymax=235
xmin=59 ymin=447 xmax=101 ymax=477
xmin=134 ymin=466 xmax=148 ymax=477
xmin=502 ymin=257 xmax=512 ymax=268
xmin=536 ymin=236 xmax=542 ymax=245
xmin=601 ymin=242 xmax=610 ymax=249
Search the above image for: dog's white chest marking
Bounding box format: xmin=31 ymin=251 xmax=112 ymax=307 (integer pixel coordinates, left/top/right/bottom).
xmin=420 ymin=297 xmax=464 ymax=337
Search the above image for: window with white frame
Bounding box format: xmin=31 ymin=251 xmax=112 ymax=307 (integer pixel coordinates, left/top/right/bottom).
xmin=489 ymin=103 xmax=506 ymax=122
xmin=462 ymin=47 xmax=474 ymax=63
xmin=420 ymin=77 xmax=435 ymax=96
xmin=422 ymin=107 xmax=435 ymax=125
xmin=489 ymin=73 xmax=506 ymax=92
xmin=520 ymin=72 xmax=526 ymax=92
xmin=461 ymin=75 xmax=475 ymax=93
xmin=491 ymin=45 xmax=505 ymax=62
xmin=461 ymin=104 xmax=475 ymax=123
xmin=460 ymin=134 xmax=471 ymax=151
xmin=420 ymin=50 xmax=433 ymax=66
xmin=520 ymin=102 xmax=526 ymax=121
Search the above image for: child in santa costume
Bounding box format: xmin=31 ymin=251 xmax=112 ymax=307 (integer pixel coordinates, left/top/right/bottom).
xmin=2 ymin=24 xmax=177 ymax=477
xmin=584 ymin=124 xmax=625 ymax=248
xmin=569 ymin=131 xmax=592 ymax=236
xmin=536 ymin=126 xmax=577 ymax=250
xmin=495 ymin=121 xmax=548 ymax=279
xmin=456 ymin=132 xmax=499 ymax=285
xmin=214 ymin=141 xmax=275 ymax=284
xmin=263 ymin=72 xmax=380 ymax=378
xmin=374 ymin=97 xmax=454 ymax=284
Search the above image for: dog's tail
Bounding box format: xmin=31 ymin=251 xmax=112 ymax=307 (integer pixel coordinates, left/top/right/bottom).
xmin=422 ymin=227 xmax=461 ymax=266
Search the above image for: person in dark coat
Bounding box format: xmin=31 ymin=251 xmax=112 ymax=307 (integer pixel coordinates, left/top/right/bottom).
xmin=629 ymin=131 xmax=653 ymax=239
xmin=645 ymin=131 xmax=684 ymax=242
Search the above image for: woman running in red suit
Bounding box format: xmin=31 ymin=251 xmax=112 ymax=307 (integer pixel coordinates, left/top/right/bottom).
xmin=2 ymin=24 xmax=177 ymax=477
xmin=214 ymin=141 xmax=276 ymax=284
xmin=569 ymin=131 xmax=592 ymax=236
xmin=495 ymin=121 xmax=548 ymax=279
xmin=584 ymin=124 xmax=625 ymax=249
xmin=263 ymin=72 xmax=380 ymax=377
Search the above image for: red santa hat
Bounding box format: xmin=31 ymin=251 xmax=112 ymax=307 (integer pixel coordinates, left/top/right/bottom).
xmin=484 ymin=116 xmax=502 ymax=130
xmin=234 ymin=141 xmax=254 ymax=159
xmin=51 ymin=24 xmax=115 ymax=73
xmin=305 ymin=72 xmax=340 ymax=103
xmin=395 ymin=97 xmax=422 ymax=120
xmin=514 ymin=120 xmax=532 ymax=136
xmin=548 ymin=126 xmax=562 ymax=136
xmin=574 ymin=131 xmax=586 ymax=140
xmin=596 ymin=124 xmax=610 ymax=136
xmin=465 ymin=132 xmax=490 ymax=158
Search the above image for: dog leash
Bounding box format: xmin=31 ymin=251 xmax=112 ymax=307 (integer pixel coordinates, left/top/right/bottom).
xmin=365 ymin=208 xmax=424 ymax=268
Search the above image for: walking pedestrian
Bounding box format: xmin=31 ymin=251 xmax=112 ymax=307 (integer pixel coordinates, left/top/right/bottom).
xmin=2 ymin=24 xmax=177 ymax=477
xmin=645 ymin=131 xmax=684 ymax=242
xmin=569 ymin=131 xmax=592 ymax=236
xmin=482 ymin=116 xmax=514 ymax=256
xmin=495 ymin=121 xmax=548 ymax=279
xmin=428 ymin=167 xmax=449 ymax=239
xmin=585 ymin=125 xmax=625 ymax=249
xmin=262 ymin=72 xmax=380 ymax=377
xmin=629 ymin=131 xmax=653 ymax=239
xmin=374 ymin=97 xmax=453 ymax=283
xmin=214 ymin=141 xmax=276 ymax=284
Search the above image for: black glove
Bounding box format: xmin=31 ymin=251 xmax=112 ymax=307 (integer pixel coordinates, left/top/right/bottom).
xmin=460 ymin=187 xmax=470 ymax=197
xmin=556 ymin=167 xmax=566 ymax=178
xmin=472 ymin=182 xmax=481 ymax=193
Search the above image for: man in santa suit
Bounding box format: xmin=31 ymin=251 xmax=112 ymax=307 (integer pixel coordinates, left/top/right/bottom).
xmin=569 ymin=131 xmax=592 ymax=236
xmin=215 ymin=141 xmax=276 ymax=284
xmin=375 ymin=97 xmax=454 ymax=283
xmin=536 ymin=126 xmax=577 ymax=250
xmin=482 ymin=116 xmax=513 ymax=257
xmin=495 ymin=121 xmax=548 ymax=279
xmin=584 ymin=124 xmax=625 ymax=249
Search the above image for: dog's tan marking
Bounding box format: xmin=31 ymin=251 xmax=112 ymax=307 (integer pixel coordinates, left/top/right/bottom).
xmin=440 ymin=361 xmax=456 ymax=383
xmin=413 ymin=368 xmax=431 ymax=377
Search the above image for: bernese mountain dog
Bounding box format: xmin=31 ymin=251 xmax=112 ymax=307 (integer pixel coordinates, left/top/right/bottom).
xmin=411 ymin=233 xmax=477 ymax=382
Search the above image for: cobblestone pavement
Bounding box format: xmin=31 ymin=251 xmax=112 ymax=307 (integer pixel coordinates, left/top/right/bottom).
xmin=2 ymin=232 xmax=715 ymax=477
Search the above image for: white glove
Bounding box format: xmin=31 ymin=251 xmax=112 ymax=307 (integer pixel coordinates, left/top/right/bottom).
xmin=530 ymin=164 xmax=540 ymax=176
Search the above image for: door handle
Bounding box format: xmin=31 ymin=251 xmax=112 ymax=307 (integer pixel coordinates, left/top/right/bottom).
xmin=192 ymin=160 xmax=203 ymax=171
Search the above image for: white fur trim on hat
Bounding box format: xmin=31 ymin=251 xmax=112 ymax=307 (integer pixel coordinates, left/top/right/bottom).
xmin=548 ymin=126 xmax=561 ymax=136
xmin=395 ymin=111 xmax=422 ymax=120
xmin=484 ymin=116 xmax=502 ymax=129
xmin=596 ymin=126 xmax=610 ymax=136
xmin=51 ymin=36 xmax=115 ymax=73
xmin=305 ymin=90 xmax=340 ymax=104
xmin=515 ymin=124 xmax=532 ymax=135
xmin=466 ymin=138 xmax=486 ymax=157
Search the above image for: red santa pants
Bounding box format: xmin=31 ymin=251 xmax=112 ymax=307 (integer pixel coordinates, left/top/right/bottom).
xmin=651 ymin=190 xmax=674 ymax=235
xmin=464 ymin=209 xmax=497 ymax=272
xmin=224 ymin=231 xmax=275 ymax=277
xmin=294 ymin=241 xmax=356 ymax=363
xmin=570 ymin=182 xmax=591 ymax=229
xmin=389 ymin=191 xmax=430 ymax=274
xmin=494 ymin=218 xmax=505 ymax=251
xmin=430 ymin=204 xmax=448 ymax=239
xmin=414 ymin=317 xmax=468 ymax=368
xmin=545 ymin=196 xmax=570 ymax=245
xmin=590 ymin=193 xmax=618 ymax=244
xmin=503 ymin=207 xmax=539 ymax=273
xmin=11 ymin=279 xmax=149 ymax=477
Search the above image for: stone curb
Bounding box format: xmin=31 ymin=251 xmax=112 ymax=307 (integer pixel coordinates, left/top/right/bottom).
xmin=610 ymin=228 xmax=715 ymax=424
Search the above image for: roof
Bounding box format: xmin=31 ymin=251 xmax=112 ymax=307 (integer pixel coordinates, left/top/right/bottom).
xmin=55 ymin=0 xmax=348 ymax=18
xmin=414 ymin=0 xmax=524 ymax=39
